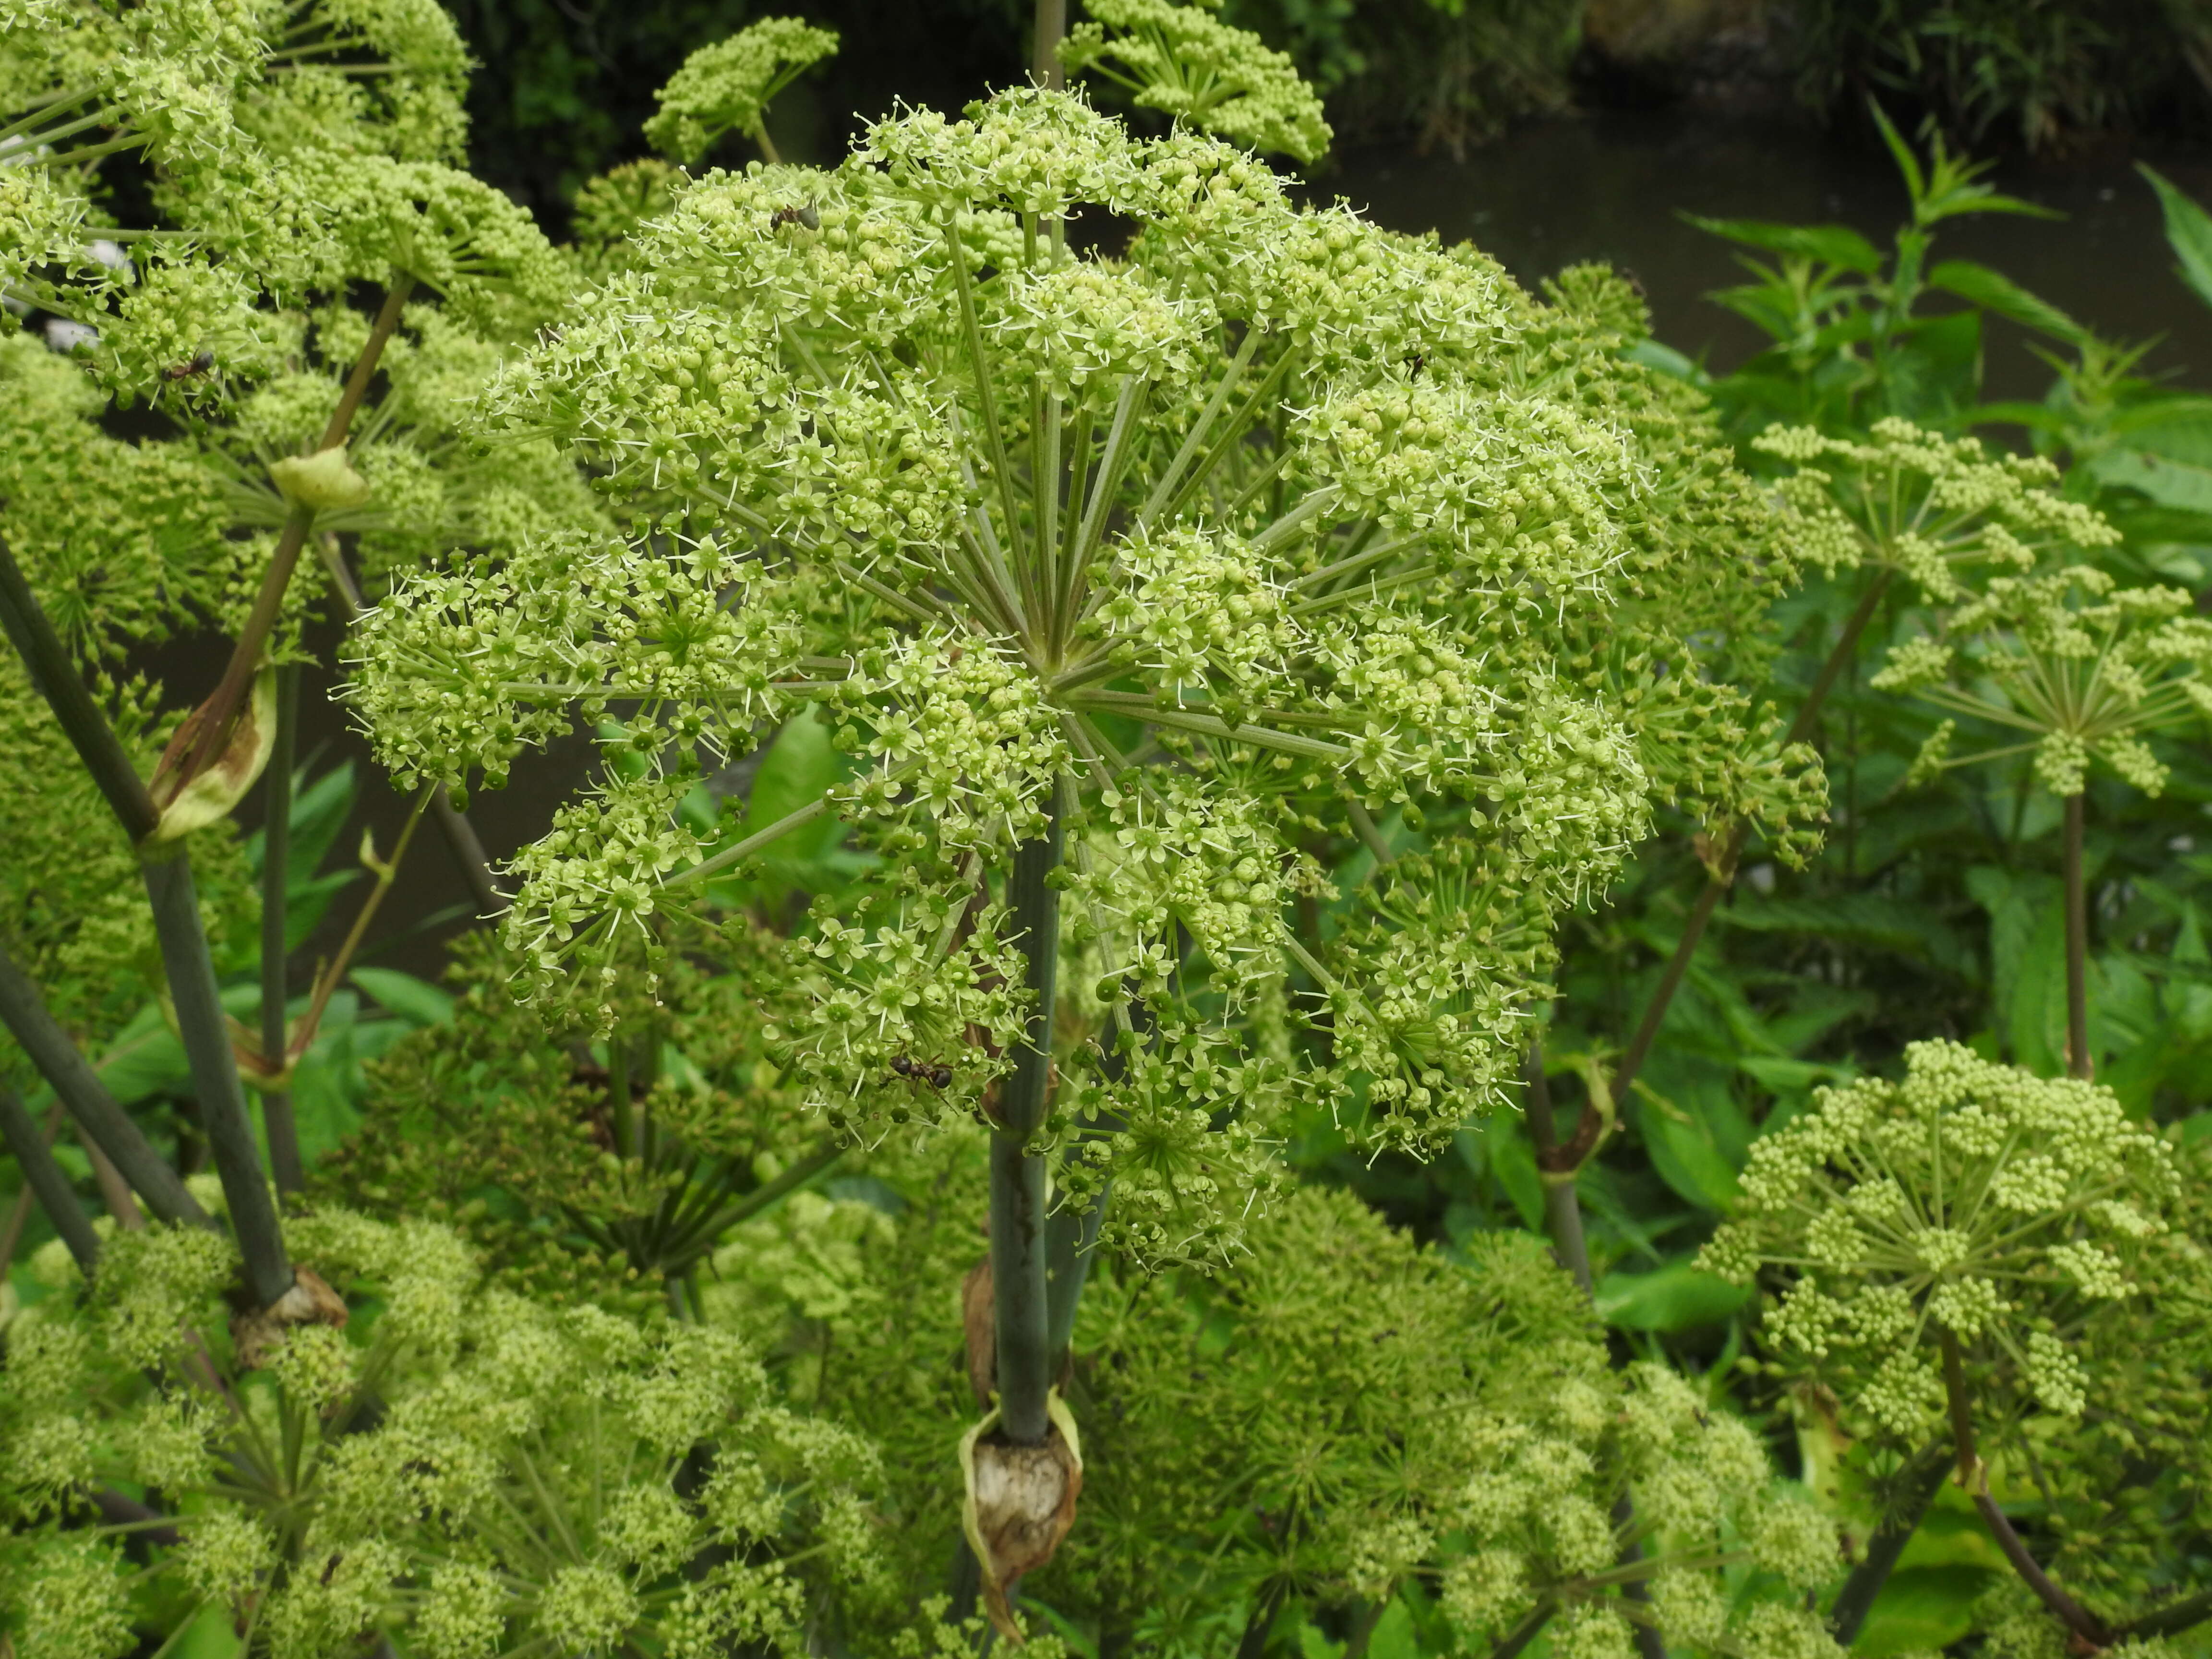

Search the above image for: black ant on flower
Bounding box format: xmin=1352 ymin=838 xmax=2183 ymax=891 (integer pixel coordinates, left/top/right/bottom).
xmin=160 ymin=347 xmax=215 ymax=383
xmin=769 ymin=203 xmax=819 ymax=232
xmin=890 ymin=1054 xmax=953 ymax=1089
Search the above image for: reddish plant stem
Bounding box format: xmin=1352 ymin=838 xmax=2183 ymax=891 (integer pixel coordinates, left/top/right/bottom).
xmin=170 ymin=272 xmax=414 ymax=790
xmin=1940 ymin=1328 xmax=2111 ymax=1647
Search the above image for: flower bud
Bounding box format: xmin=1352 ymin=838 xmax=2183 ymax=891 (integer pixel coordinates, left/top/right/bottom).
xmin=270 ymin=444 xmax=372 ymax=512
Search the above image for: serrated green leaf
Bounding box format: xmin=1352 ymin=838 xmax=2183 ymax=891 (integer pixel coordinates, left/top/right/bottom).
xmin=2141 ymin=164 xmax=2212 ymax=312
xmin=1926 ymin=259 xmax=2084 ymax=342
xmin=1682 ymin=214 xmax=1884 ymax=273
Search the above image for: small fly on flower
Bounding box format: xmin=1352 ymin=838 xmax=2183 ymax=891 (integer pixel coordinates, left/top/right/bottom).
xmin=770 ymin=202 xmax=819 ymax=232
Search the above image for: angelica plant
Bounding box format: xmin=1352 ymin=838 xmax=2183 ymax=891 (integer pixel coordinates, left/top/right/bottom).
xmin=352 ymin=76 xmax=1815 ymax=1600
xmin=1703 ymin=1041 xmax=2212 ymax=1646
xmin=1 ymin=0 xmax=591 ymax=1277
xmin=1871 ymin=564 xmax=2212 ymax=1076
xmin=1600 ymin=417 xmax=2124 ymax=1126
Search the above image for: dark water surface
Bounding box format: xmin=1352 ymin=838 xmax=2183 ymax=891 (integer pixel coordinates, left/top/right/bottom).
xmin=260 ymin=111 xmax=2212 ymax=984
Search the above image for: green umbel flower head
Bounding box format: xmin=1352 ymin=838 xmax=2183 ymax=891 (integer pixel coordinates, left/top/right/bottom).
xmin=643 ymin=16 xmax=840 ymax=165
xmin=1059 ymin=0 xmax=1333 ymax=162
xmin=1871 ymin=564 xmax=2212 ymax=797
xmin=1754 ymin=418 xmax=2118 ymax=600
xmin=353 ymin=87 xmax=1814 ymax=1260
xmin=1703 ymin=1040 xmax=2179 ymax=1443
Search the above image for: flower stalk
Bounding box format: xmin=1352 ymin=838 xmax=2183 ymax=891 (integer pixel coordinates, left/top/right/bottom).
xmin=992 ymin=785 xmax=1065 ymax=1445
xmin=260 ymin=662 xmax=303 ymax=1192
xmin=2062 ymin=790 xmax=2090 ymax=1079
xmin=143 ymin=841 xmax=294 ymax=1307
xmin=0 ymin=1082 xmax=101 ymax=1272
xmin=1938 ymin=1328 xmax=2111 ymax=1647
xmin=165 ymin=270 xmax=415 ymax=795
xmin=0 ymin=936 xmax=208 ymax=1228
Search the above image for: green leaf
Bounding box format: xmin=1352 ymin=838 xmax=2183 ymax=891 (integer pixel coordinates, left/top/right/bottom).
xmin=1634 ymin=1077 xmax=1743 ymax=1211
xmin=2140 ymin=164 xmax=2212 ymax=312
xmin=1719 ymin=892 xmax=1972 ymax=978
xmin=2090 ymin=399 xmax=2212 ymax=512
xmin=1457 ymin=1117 xmax=1544 ymax=1232
xmin=1867 ymin=100 xmax=1925 ymax=210
xmin=349 ymin=967 xmax=455 ymax=1028
xmin=1967 ymin=866 xmax=2067 ymax=1074
xmin=1624 ymin=337 xmax=1703 ymax=383
xmin=1925 ymin=260 xmax=2085 ymax=342
xmin=1852 ymin=1565 xmax=2003 ymax=1658
xmin=1681 ymin=214 xmax=1884 ymax=274
xmin=1364 ymin=1599 xmax=1419 ymax=1659
xmin=1886 ymin=308 xmax=1981 ymax=425
xmin=1594 ymin=1262 xmax=1751 ymax=1332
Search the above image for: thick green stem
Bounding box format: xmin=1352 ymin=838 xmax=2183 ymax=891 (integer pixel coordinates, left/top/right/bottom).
xmin=992 ymin=787 xmax=1064 ymax=1444
xmin=1829 ymin=1440 xmax=1951 ymax=1645
xmin=143 ymin=845 xmax=292 ymax=1307
xmin=1044 ymin=998 xmax=1150 ymax=1358
xmin=0 ymin=539 xmax=160 ymax=843
xmin=1486 ymin=1600 xmax=1557 ymax=1659
xmin=0 ymin=1099 xmax=60 ymax=1266
xmin=0 ymin=939 xmax=207 ymax=1228
xmin=260 ymin=664 xmax=302 ymax=1193
xmin=2119 ymin=1588 xmax=2212 ymax=1640
xmin=0 ymin=1083 xmax=100 ymax=1273
xmin=2062 ymin=791 xmax=2090 ymax=1079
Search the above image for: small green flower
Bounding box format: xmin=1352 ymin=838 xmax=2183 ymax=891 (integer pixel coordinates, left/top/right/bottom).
xmin=1753 ymin=417 xmax=2117 ymax=598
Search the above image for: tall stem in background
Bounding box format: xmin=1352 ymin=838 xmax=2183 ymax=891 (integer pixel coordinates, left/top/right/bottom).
xmin=993 ymin=785 xmax=1064 ymax=1444
xmin=2062 ymin=791 xmax=2091 ymax=1079
xmin=1522 ymin=1041 xmax=1591 ymax=1293
xmin=1521 ymin=1036 xmax=1662 ymax=1659
xmin=260 ymin=663 xmax=302 ymax=1192
xmin=1033 ymin=0 xmax=1067 ymax=86
xmin=0 ymin=940 xmax=206 ymax=1227
xmin=0 ymin=541 xmax=285 ymax=1295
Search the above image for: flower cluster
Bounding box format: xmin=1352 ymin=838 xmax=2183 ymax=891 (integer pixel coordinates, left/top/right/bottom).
xmin=1872 ymin=563 xmax=2212 ymax=797
xmin=0 ymin=1202 xmax=884 ymax=1658
xmin=1058 ymin=0 xmax=1333 ymax=163
xmin=358 ymin=82 xmax=1814 ymax=1250
xmin=1054 ymin=1186 xmax=1840 ymax=1658
xmin=1703 ymin=1040 xmax=2179 ymax=1441
xmin=1754 ymin=419 xmax=2119 ymax=598
xmin=642 ymin=16 xmax=840 ymax=164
